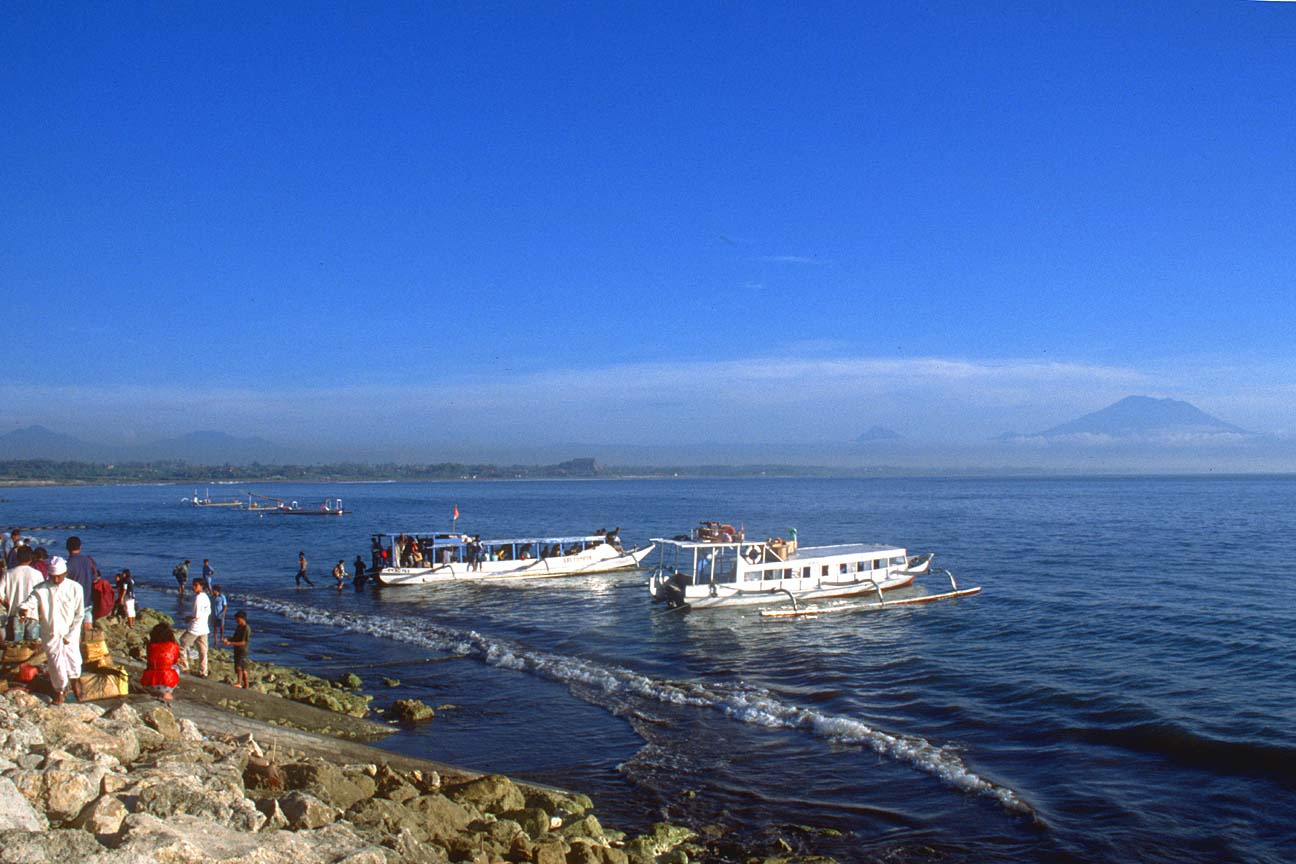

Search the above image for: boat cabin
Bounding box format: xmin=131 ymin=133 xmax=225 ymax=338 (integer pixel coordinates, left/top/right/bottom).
xmin=371 ymin=531 xmax=622 ymax=570
xmin=651 ymin=536 xmax=909 ymax=589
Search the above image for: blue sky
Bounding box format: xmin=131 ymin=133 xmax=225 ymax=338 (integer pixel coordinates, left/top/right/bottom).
xmin=3 ymin=2 xmax=1295 ymax=456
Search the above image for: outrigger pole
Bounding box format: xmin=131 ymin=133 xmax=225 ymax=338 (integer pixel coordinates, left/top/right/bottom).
xmin=760 ymin=570 xmax=982 ymax=618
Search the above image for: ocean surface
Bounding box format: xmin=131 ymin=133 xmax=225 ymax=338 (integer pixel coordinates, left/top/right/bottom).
xmin=3 ymin=477 xmax=1293 ymax=864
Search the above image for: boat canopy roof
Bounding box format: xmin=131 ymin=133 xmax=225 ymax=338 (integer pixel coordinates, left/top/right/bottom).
xmin=372 ymin=532 xmax=611 ymax=546
xmin=650 ymin=538 xmax=904 ymax=556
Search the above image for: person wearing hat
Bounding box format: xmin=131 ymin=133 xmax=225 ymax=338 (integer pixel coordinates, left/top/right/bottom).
xmin=18 ymin=555 xmax=85 ymax=704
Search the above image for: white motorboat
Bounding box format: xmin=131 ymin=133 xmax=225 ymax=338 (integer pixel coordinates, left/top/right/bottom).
xmin=648 ymin=521 xmax=965 ymax=611
xmin=373 ymin=530 xmax=654 ymax=586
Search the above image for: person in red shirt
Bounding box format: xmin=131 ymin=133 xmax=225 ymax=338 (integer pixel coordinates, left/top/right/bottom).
xmin=141 ymin=623 xmax=180 ymax=700
xmin=90 ymin=571 xmax=116 ymax=621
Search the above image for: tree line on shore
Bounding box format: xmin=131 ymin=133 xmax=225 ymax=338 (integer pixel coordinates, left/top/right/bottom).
xmin=0 ymin=457 xmax=879 ymax=483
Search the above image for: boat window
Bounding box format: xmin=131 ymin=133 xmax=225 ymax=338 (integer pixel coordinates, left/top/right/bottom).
xmin=839 ymin=563 xmax=848 ymax=574
xmin=856 ymin=561 xmax=868 ymax=572
xmin=874 ymin=559 xmax=884 ymax=570
xmin=715 ymin=557 xmax=737 ymax=583
xmin=801 ymin=567 xmax=811 ymax=579
xmin=891 ymin=556 xmax=906 ymax=567
xmin=821 ymin=565 xmax=829 ymax=577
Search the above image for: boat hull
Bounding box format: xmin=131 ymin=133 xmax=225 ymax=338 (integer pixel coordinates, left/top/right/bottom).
xmin=376 ymin=543 xmax=655 ymax=586
xmin=652 ymin=569 xmax=917 ymax=609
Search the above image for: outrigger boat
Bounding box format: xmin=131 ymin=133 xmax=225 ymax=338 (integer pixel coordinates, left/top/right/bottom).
xmin=183 ymin=488 xmax=244 ymax=508
xmin=373 ymin=529 xmax=654 ymax=586
xmin=243 ymin=491 xmax=347 ymax=515
xmin=648 ymin=521 xmax=977 ymax=612
xmin=277 ymin=497 xmax=347 ymax=516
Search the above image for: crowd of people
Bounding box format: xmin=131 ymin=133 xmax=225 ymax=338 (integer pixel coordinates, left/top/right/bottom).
xmin=0 ymin=529 xmax=251 ymax=705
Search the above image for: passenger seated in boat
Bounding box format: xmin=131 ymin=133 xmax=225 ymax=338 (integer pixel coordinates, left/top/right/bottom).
xmin=519 ymin=544 xmax=532 ymax=560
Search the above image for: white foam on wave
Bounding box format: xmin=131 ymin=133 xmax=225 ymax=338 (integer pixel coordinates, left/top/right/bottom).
xmin=249 ymin=594 xmax=1031 ymax=815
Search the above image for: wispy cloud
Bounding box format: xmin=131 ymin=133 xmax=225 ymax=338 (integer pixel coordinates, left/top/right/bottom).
xmin=3 ymin=354 xmax=1164 ymax=449
xmin=752 ymin=254 xmax=818 ymax=264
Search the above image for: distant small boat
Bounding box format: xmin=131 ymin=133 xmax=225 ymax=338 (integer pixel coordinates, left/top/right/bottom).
xmin=276 ymin=497 xmax=347 ymax=516
xmin=242 ymin=491 xmax=347 ymax=515
xmin=183 ymin=488 xmax=244 ymax=508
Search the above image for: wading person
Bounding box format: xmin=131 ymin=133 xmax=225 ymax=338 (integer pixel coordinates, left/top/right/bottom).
xmin=18 ymin=556 xmax=83 ymax=704
xmin=173 ymin=559 xmax=190 ymax=597
xmin=295 ymin=551 xmax=314 ymax=586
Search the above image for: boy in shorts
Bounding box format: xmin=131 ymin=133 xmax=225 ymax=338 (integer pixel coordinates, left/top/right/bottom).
xmin=222 ymin=610 xmax=251 ymax=689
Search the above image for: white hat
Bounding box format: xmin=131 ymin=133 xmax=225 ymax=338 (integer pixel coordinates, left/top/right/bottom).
xmin=48 ymin=556 xmax=68 ymax=576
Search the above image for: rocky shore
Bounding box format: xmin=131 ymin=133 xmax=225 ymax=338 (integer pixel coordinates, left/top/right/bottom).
xmin=0 ymin=611 xmax=839 ymax=864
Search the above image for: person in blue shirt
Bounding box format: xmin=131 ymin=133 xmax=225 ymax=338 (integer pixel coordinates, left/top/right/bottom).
xmin=64 ymin=536 xmax=100 ymax=638
xmin=209 ymin=584 xmax=228 ymax=641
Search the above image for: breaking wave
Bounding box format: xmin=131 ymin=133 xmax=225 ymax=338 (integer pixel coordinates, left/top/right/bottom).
xmin=248 ymin=594 xmax=1033 ymax=816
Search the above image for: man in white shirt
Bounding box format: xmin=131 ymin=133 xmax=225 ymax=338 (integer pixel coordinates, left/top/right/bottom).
xmin=1 ymin=546 xmax=43 ymax=641
xmin=178 ymin=578 xmax=211 ymax=677
xmin=18 ymin=555 xmax=84 ymax=704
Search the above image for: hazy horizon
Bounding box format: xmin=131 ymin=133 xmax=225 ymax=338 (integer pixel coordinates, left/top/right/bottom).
xmin=5 ymin=4 xmax=1294 ymax=470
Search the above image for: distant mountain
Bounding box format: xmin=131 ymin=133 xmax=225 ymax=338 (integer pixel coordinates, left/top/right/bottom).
xmin=0 ymin=425 xmax=110 ymax=461
xmin=0 ymin=426 xmax=298 ymax=464
xmin=129 ymin=431 xmax=295 ymax=464
xmin=1025 ymin=396 xmax=1250 ymax=439
xmin=855 ymin=426 xmax=902 ymax=443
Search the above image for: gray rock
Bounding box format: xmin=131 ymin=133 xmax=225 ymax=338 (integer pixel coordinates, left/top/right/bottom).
xmin=281 ymin=758 xmax=377 ymax=810
xmin=0 ymin=826 xmax=102 ymax=861
xmin=405 ymin=793 xmax=473 ymax=841
xmin=347 ymin=797 xmax=427 ymax=842
xmin=74 ymin=793 xmax=129 ymax=839
xmin=390 ymin=698 xmax=435 ymax=722
xmin=254 ymin=796 xmax=289 ymax=832
xmin=567 ymin=838 xmax=605 ymax=864
xmin=139 ymin=704 xmax=181 ymax=741
xmin=130 ymin=764 xmax=264 ymax=833
xmin=386 ymin=827 xmax=451 ymax=864
xmin=0 ymin=775 xmax=47 ymax=832
xmin=560 ymin=814 xmax=604 ymax=843
xmin=512 ymin=806 xmax=551 ymax=840
xmin=444 ymin=774 xmax=526 ymax=814
xmin=278 ymin=789 xmax=339 ymax=830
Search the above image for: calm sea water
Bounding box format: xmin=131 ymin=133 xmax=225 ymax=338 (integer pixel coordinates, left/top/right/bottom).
xmin=4 ymin=477 xmax=1293 ymax=864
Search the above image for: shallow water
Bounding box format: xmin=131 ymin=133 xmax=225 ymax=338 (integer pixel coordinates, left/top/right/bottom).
xmin=5 ymin=476 xmax=1294 ymax=863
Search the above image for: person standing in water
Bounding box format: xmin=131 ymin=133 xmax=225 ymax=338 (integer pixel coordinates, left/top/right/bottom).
xmin=295 ymin=551 xmax=314 ymax=586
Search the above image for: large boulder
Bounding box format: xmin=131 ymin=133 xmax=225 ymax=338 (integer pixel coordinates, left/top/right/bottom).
xmin=444 ymin=773 xmax=526 ymax=814
xmin=280 ymin=758 xmax=376 ymax=810
xmin=139 ymin=704 xmax=182 ymax=741
xmin=391 ymin=699 xmax=435 ymax=722
xmin=278 ymin=789 xmax=339 ymax=830
xmin=0 ymin=775 xmax=46 ymax=831
xmin=73 ymin=792 xmax=130 ymax=840
xmin=347 ymin=797 xmax=428 ymax=842
xmin=38 ymin=711 xmax=141 ymax=767
xmin=404 ymin=793 xmax=474 ymax=842
xmin=127 ymin=761 xmax=264 ymax=833
xmin=0 ymin=827 xmax=102 ymax=861
xmin=10 ymin=753 xmax=107 ymax=823
xmin=116 ymin=811 xmax=388 ymax=863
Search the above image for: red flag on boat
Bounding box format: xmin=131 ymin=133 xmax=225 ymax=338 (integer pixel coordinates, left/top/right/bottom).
xmin=453 ymin=505 xmax=459 ymax=521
